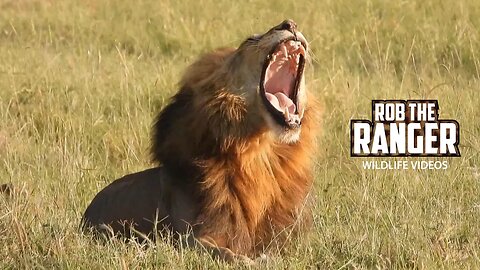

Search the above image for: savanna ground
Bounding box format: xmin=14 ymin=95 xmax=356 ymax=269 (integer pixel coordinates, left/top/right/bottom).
xmin=1 ymin=0 xmax=479 ymax=269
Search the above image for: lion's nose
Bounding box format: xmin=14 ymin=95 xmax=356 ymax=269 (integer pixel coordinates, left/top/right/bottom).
xmin=278 ymin=19 xmax=297 ymax=32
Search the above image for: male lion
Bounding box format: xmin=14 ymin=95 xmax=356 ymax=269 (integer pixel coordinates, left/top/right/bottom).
xmin=82 ymin=19 xmax=319 ymax=263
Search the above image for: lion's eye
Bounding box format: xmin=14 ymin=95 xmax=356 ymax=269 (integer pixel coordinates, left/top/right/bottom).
xmin=247 ymin=34 xmax=262 ymax=41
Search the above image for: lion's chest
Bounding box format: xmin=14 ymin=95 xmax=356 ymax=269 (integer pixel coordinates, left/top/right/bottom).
xmin=233 ymin=169 xmax=306 ymax=233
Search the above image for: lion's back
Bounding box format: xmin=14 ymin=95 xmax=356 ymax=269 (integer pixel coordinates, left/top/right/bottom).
xmin=81 ymin=167 xmax=198 ymax=238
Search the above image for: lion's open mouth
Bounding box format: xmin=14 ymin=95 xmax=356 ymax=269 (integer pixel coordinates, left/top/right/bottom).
xmin=260 ymin=39 xmax=306 ymax=128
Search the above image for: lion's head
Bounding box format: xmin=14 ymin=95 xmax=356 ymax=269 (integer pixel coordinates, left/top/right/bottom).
xmin=153 ymin=20 xmax=313 ymax=171
xmin=222 ymin=20 xmax=308 ymax=143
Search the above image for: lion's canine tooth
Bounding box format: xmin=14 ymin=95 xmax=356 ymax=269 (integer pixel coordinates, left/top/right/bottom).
xmin=297 ymin=46 xmax=306 ymax=56
xmin=299 ymin=108 xmax=305 ymax=119
xmin=284 ymin=107 xmax=290 ymax=119
xmin=282 ymin=44 xmax=288 ymax=56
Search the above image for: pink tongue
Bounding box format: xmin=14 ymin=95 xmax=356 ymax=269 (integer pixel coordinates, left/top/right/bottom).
xmin=266 ymin=92 xmax=296 ymax=114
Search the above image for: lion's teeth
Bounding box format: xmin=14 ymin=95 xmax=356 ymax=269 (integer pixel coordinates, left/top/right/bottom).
xmin=299 ymin=107 xmax=305 ymax=119
xmin=284 ymin=107 xmax=290 ymax=119
xmin=297 ymin=46 xmax=306 ymax=56
xmin=282 ymin=44 xmax=288 ymax=56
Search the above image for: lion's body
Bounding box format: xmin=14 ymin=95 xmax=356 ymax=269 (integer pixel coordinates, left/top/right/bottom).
xmin=82 ymin=20 xmax=319 ymax=260
xmin=82 ymin=167 xmax=198 ymax=238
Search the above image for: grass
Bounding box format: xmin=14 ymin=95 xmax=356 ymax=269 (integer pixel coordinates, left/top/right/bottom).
xmin=1 ymin=0 xmax=479 ymax=268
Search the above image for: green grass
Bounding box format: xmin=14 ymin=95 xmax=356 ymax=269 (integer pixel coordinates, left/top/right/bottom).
xmin=1 ymin=0 xmax=479 ymax=268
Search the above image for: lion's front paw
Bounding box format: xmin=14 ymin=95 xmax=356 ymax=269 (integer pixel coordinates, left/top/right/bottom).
xmin=233 ymin=254 xmax=256 ymax=266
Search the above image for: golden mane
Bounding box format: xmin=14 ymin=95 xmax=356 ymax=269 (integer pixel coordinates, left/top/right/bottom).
xmin=151 ymin=49 xmax=319 ymax=255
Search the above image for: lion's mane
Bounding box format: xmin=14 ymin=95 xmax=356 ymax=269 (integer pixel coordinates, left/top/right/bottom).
xmin=151 ymin=48 xmax=319 ymax=255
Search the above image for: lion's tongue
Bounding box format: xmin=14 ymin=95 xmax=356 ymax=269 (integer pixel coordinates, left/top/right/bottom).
xmin=266 ymin=92 xmax=296 ymax=114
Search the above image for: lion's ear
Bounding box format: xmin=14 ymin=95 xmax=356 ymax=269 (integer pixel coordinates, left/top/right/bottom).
xmin=180 ymin=48 xmax=236 ymax=89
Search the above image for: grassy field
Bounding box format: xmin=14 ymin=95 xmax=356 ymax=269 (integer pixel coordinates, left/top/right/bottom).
xmin=1 ymin=0 xmax=479 ymax=268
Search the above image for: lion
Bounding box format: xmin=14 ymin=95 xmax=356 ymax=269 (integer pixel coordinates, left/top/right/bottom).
xmin=81 ymin=19 xmax=319 ymax=263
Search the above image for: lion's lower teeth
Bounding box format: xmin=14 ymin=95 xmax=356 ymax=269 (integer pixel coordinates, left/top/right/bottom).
xmin=299 ymin=108 xmax=305 ymax=119
xmin=284 ymin=107 xmax=290 ymax=119
xmin=286 ymin=114 xmax=301 ymax=125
